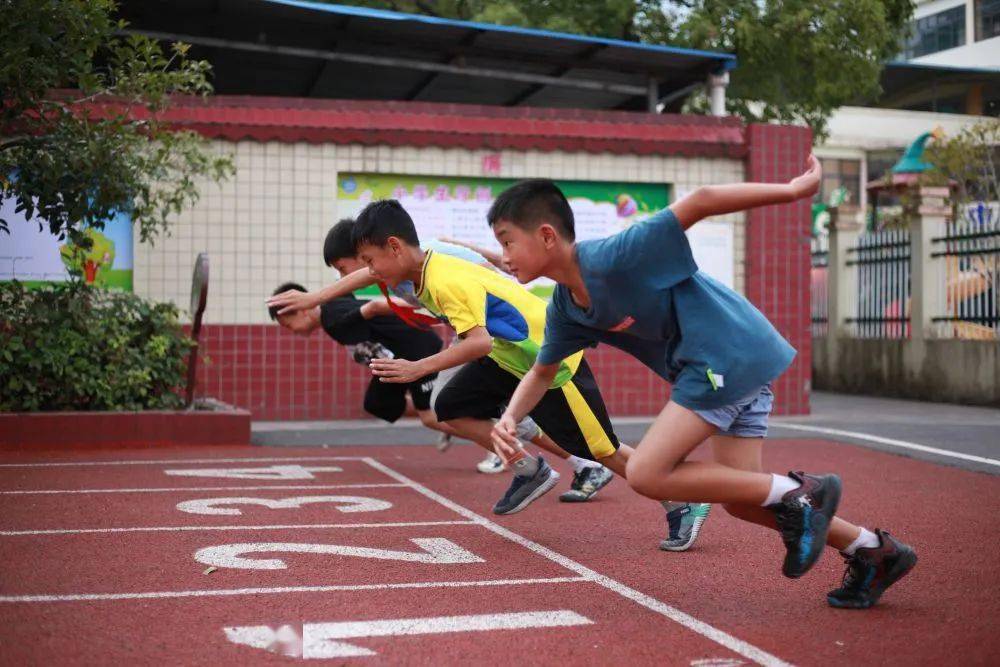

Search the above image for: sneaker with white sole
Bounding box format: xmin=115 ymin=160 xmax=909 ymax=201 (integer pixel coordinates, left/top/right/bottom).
xmin=559 ymin=465 xmax=613 ymax=502
xmin=492 ymin=457 xmax=560 ymax=515
xmin=476 ymin=452 xmax=506 ymax=474
xmin=659 ymin=503 xmax=712 ymax=552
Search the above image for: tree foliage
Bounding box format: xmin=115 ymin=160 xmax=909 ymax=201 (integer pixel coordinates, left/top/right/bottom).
xmin=340 ymin=1 xmax=914 ymax=136
xmin=926 ymin=119 xmax=1000 ymax=208
xmin=0 ymin=0 xmax=234 ymax=249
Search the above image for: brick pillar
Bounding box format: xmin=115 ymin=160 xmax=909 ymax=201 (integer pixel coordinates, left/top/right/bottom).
xmin=744 ymin=123 xmax=813 ymax=415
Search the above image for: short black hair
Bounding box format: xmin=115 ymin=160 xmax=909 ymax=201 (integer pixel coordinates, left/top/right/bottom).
xmin=487 ymin=179 xmax=575 ymax=241
xmin=323 ymin=218 xmax=356 ymax=266
xmin=268 ymin=282 xmax=306 ymax=321
xmin=351 ymin=199 xmax=420 ymax=250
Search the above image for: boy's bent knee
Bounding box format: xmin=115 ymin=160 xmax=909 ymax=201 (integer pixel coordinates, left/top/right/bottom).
xmin=625 ymin=463 xmax=662 ymax=499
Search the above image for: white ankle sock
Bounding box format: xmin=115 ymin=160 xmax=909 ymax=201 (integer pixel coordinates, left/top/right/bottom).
xmin=843 ymin=528 xmax=880 ymax=555
xmin=661 ymin=500 xmax=688 ymax=513
xmin=761 ymin=474 xmax=800 ymax=507
xmin=567 ymin=455 xmax=601 ymax=473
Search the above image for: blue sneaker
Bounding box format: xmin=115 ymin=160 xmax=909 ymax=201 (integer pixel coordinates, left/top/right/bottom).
xmin=659 ymin=503 xmax=712 ymax=551
xmin=492 ymin=457 xmax=560 ymax=515
xmin=768 ymin=471 xmax=842 ymax=578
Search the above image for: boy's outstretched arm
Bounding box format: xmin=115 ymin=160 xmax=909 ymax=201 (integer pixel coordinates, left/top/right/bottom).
xmin=670 ymin=154 xmax=821 ymax=230
xmin=492 ymin=361 xmax=559 ymax=452
xmin=369 ymin=326 xmax=493 ymax=384
xmin=438 ymin=236 xmax=509 ymax=273
xmin=266 ymin=268 xmax=376 ymax=315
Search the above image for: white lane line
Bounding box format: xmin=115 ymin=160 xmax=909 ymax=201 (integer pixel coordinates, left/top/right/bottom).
xmin=0 ymin=483 xmax=406 ymax=496
xmin=0 ymin=455 xmax=367 ymax=469
xmin=0 ymin=577 xmax=588 ymax=603
xmin=0 ymin=520 xmax=476 ymax=536
xmin=363 ymin=458 xmax=791 ymax=667
xmin=775 ymin=423 xmax=1000 ymax=468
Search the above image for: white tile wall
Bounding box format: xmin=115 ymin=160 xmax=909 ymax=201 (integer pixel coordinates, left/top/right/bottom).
xmin=134 ymin=141 xmax=746 ymax=324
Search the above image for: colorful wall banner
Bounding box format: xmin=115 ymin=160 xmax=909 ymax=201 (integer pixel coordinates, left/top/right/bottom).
xmin=337 ymin=173 xmax=733 ymax=296
xmin=0 ymin=196 xmax=133 ymax=290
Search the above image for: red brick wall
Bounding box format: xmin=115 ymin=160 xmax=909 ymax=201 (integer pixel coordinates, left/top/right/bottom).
xmin=194 ymin=325 xmax=673 ymax=421
xmin=743 ymin=123 xmax=813 ymax=415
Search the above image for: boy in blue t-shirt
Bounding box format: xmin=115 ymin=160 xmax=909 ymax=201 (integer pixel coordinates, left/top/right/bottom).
xmin=489 ymin=156 xmax=916 ymax=609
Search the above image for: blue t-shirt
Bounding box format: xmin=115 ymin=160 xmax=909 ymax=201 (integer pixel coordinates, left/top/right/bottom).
xmin=537 ymin=208 xmax=795 ymax=410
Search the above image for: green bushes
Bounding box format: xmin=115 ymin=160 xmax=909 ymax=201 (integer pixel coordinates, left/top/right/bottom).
xmin=0 ymin=281 xmax=194 ymax=411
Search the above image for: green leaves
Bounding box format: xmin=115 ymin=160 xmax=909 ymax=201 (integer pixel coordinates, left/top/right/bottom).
xmin=675 ymin=0 xmax=914 ymax=138
xmin=0 ymin=281 xmax=195 ymax=411
xmin=925 ymin=120 xmax=1000 ymax=208
xmin=0 ymin=0 xmax=234 ymax=246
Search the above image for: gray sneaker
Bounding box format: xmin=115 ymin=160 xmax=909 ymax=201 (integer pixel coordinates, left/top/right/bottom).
xmin=559 ymin=465 xmax=613 ymax=502
xmin=492 ymin=457 xmax=560 ymax=515
xmin=659 ymin=503 xmax=712 ymax=552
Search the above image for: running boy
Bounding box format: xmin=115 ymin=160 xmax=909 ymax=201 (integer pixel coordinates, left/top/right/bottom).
xmin=490 ymin=158 xmax=917 ymax=607
xmin=342 ymin=200 xmax=706 ymax=551
xmin=271 ymin=219 xmax=619 ymax=509
xmin=319 ymin=219 xmax=572 ymax=479
xmin=268 ymin=281 xmax=454 ymax=434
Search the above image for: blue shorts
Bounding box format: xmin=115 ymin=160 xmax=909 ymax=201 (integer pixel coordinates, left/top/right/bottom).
xmin=694 ymin=384 xmax=774 ymax=438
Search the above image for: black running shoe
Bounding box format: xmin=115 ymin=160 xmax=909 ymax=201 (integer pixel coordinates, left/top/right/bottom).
xmin=767 ymin=471 xmax=842 ymax=578
xmin=559 ymin=465 xmax=613 ymax=502
xmin=827 ymin=529 xmax=917 ymax=609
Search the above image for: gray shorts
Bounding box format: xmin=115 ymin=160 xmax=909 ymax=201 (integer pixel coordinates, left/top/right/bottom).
xmin=694 ymin=384 xmax=774 ymax=438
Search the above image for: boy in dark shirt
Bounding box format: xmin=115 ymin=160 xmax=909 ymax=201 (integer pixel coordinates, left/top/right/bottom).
xmin=268 ymin=282 xmax=450 ymax=432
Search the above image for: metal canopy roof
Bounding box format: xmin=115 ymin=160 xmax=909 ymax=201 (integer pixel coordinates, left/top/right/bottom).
xmin=877 ymin=62 xmax=1000 ymax=115
xmin=117 ymin=0 xmax=736 ymax=112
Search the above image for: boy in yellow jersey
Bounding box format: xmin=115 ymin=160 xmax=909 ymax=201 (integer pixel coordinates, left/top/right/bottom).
xmin=350 ymin=200 xmax=622 ymax=515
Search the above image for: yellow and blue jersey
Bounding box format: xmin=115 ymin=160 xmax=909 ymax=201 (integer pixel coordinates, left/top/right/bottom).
xmin=416 ymin=250 xmax=582 ymax=388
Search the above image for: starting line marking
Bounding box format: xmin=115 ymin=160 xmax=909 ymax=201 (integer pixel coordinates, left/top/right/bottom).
xmin=0 ymin=456 xmax=368 ymax=469
xmin=225 ymin=609 xmax=594 ymax=659
xmin=362 ymin=458 xmax=792 ymax=667
xmin=0 ymin=520 xmax=476 ymax=537
xmin=775 ymin=423 xmax=1000 ymax=468
xmin=0 ymin=483 xmax=407 ymax=495
xmin=0 ymin=576 xmax=588 ymax=603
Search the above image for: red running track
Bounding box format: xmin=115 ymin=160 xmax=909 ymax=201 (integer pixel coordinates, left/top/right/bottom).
xmin=0 ymin=438 xmax=998 ymax=666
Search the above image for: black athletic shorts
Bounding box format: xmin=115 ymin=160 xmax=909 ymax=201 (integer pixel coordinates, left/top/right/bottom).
xmin=433 ymin=357 xmax=618 ymax=461
xmin=363 ymin=373 xmax=437 ymax=423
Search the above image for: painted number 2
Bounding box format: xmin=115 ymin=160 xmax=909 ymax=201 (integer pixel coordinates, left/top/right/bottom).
xmin=195 ymin=538 xmax=484 ymax=570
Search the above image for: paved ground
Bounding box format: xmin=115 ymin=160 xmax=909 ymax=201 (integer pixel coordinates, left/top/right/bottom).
xmin=253 ymin=392 xmax=1000 ymax=475
xmin=2 ymin=441 xmax=998 ymax=665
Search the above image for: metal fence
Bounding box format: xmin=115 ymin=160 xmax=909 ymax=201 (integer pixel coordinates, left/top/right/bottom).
xmin=846 ymin=228 xmax=912 ymax=339
xmin=810 ymin=234 xmax=829 ymax=337
xmin=931 ymin=202 xmax=999 ymax=340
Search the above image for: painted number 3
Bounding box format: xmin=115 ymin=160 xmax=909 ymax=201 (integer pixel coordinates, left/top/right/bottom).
xmin=175 ymin=496 xmax=393 ymax=516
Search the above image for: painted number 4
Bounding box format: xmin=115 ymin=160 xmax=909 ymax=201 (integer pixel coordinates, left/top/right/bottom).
xmin=225 ymin=610 xmax=592 ymax=658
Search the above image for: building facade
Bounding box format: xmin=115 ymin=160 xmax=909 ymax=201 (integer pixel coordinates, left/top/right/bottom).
xmin=133 ymin=98 xmax=813 ymax=420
